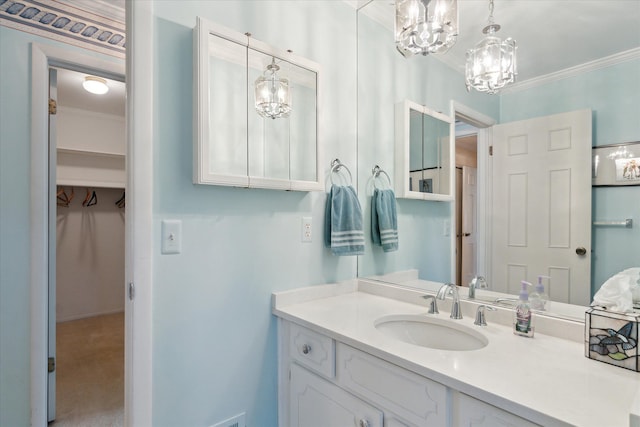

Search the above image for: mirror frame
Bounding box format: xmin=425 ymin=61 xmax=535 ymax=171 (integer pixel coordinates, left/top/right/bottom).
xmin=394 ymin=100 xmax=455 ymax=201
xmin=193 ymin=17 xmax=323 ymax=191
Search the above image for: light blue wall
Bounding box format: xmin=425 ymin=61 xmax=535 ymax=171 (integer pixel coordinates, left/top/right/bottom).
xmin=356 ymin=13 xmax=499 ymax=281
xmin=500 ymin=59 xmax=640 ymax=296
xmin=0 ymin=25 xmax=32 ymax=427
xmin=0 ymin=26 xmax=122 ymax=426
xmin=150 ymin=2 xmax=357 ymax=425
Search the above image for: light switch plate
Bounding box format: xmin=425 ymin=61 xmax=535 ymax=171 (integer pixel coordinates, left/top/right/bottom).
xmin=161 ymin=220 xmax=182 ymax=254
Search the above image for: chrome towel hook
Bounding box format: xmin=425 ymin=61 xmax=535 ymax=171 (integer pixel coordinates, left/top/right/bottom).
xmin=372 ymin=165 xmax=392 ymax=189
xmin=330 ymin=158 xmax=353 ymax=185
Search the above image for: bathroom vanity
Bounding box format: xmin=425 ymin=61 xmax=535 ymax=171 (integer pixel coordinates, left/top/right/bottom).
xmin=273 ymin=279 xmax=640 ymax=427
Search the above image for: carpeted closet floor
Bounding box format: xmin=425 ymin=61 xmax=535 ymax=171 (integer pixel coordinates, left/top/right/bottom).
xmin=52 ymin=312 xmax=124 ymax=427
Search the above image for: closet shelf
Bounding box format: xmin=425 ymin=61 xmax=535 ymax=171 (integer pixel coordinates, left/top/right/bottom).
xmin=57 ymin=147 xmax=125 ymax=159
xmin=57 ymin=148 xmax=125 ymax=189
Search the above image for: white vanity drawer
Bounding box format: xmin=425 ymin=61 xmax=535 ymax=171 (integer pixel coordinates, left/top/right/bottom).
xmin=336 ymin=343 xmax=447 ymax=427
xmin=453 ymin=393 xmax=540 ymax=427
xmin=289 ymin=322 xmax=335 ymax=378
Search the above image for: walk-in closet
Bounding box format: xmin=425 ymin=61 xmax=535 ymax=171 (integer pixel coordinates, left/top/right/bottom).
xmin=51 ymin=67 xmax=126 ymax=426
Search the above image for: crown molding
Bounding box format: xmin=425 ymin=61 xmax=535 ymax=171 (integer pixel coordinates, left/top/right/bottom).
xmin=503 ymin=47 xmax=640 ymax=94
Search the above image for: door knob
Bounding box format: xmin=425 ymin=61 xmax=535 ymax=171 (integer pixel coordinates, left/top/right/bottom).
xmin=576 ymin=247 xmax=587 ymax=256
xmin=464 ymin=233 xmax=471 ymax=237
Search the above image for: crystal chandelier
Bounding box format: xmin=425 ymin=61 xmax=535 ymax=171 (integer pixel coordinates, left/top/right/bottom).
xmin=465 ymin=0 xmax=517 ymax=94
xmin=395 ymin=0 xmax=458 ymax=57
xmin=255 ymin=57 xmax=292 ymax=119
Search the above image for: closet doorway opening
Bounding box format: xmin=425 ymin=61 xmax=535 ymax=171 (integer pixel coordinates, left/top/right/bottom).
xmin=454 ymin=124 xmax=479 ymax=286
xmin=49 ymin=66 xmax=126 ymax=426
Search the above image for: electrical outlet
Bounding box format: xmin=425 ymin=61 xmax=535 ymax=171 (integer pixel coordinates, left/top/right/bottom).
xmin=301 ymin=216 xmax=312 ymax=242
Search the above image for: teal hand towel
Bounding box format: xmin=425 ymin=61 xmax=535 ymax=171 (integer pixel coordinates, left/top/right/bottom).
xmin=324 ymin=185 xmax=364 ymax=256
xmin=371 ymin=188 xmax=398 ymax=252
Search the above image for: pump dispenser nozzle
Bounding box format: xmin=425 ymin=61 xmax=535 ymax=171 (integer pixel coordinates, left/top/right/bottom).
xmin=520 ymin=280 xmax=531 ymax=301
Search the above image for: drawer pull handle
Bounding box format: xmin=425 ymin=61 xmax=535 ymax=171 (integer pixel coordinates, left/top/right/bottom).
xmin=301 ymin=344 xmax=312 ymax=355
xmin=359 ymin=419 xmax=370 ymax=427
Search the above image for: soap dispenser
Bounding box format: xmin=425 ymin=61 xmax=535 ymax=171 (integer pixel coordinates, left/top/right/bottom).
xmin=530 ymin=275 xmax=550 ymax=311
xmin=513 ymin=281 xmax=534 ymax=337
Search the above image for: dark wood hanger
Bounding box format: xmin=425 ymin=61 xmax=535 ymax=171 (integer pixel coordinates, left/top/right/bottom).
xmin=56 ymin=186 xmax=74 ymax=207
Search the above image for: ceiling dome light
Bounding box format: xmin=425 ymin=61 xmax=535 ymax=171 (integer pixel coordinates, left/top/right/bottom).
xmin=465 ymin=0 xmax=517 ymax=94
xmin=395 ymin=0 xmax=458 ymax=57
xmin=83 ymin=76 xmax=109 ymax=95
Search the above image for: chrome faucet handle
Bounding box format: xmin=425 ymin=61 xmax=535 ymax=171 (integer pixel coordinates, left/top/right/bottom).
xmin=474 ymin=305 xmax=497 ymax=326
xmin=437 ymin=283 xmax=463 ymax=319
xmin=422 ymin=295 xmax=439 ymax=314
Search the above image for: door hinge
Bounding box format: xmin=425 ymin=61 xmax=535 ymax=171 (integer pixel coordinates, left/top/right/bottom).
xmin=48 ymin=98 xmax=57 ymax=115
xmin=128 ymin=282 xmax=135 ymax=300
xmin=489 ymin=145 xmax=493 ymax=156
xmin=48 ymin=357 xmax=55 ymax=373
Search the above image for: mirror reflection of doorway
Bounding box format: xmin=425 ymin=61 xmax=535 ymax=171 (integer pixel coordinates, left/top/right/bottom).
xmin=454 ymin=121 xmax=479 ymax=286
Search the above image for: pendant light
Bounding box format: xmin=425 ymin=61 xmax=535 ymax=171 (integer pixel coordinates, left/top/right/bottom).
xmin=395 ymin=0 xmax=458 ymax=57
xmin=465 ymin=0 xmax=517 ymax=94
xmin=254 ymin=57 xmax=292 ymax=120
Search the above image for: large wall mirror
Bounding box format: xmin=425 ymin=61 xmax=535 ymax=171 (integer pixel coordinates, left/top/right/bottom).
xmin=194 ymin=17 xmax=322 ymax=191
xmin=355 ymin=1 xmax=640 ymax=321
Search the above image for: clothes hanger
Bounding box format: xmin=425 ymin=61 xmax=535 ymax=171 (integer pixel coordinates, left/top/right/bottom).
xmin=82 ymin=188 xmax=97 ymax=207
xmin=56 ymin=186 xmax=74 ymax=207
xmin=115 ymin=191 xmax=125 ymax=209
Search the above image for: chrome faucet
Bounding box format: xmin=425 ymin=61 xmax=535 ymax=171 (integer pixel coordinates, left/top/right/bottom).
xmin=468 ymin=275 xmax=488 ymax=299
xmin=437 ymin=283 xmax=463 ymax=319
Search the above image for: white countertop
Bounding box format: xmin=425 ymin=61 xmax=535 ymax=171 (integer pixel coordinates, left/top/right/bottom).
xmin=273 ymin=280 xmax=640 ymax=427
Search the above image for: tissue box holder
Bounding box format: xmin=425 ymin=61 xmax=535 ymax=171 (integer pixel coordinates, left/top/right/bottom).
xmin=585 ymin=307 xmax=639 ymax=372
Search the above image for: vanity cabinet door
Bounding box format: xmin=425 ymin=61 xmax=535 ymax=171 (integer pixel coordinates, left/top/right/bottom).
xmin=290 ymin=363 xmax=383 ymax=427
xmin=453 ymin=393 xmax=540 ymax=427
xmin=337 ymin=344 xmax=448 ymax=426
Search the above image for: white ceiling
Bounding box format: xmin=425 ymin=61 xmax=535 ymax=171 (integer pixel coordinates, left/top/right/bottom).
xmin=53 ymin=0 xmax=639 ymax=116
xmin=359 ymin=0 xmax=640 ymax=84
xmin=55 ymin=67 xmax=125 ymax=117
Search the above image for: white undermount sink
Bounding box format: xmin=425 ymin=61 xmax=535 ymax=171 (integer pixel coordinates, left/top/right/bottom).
xmin=375 ymin=314 xmax=488 ymax=351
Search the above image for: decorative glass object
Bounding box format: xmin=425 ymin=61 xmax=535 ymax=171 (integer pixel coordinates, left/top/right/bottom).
xmin=255 ymin=58 xmax=292 ymax=120
xmin=464 ymin=0 xmax=517 ymax=94
xmin=586 ymin=306 xmax=639 ymax=372
xmin=395 ymin=0 xmax=458 ymax=57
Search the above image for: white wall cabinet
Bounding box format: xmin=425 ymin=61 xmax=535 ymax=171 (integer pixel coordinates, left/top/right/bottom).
xmin=279 ymin=320 xmax=542 ymax=427
xmin=193 ymin=18 xmax=323 ymax=192
xmin=394 ymin=100 xmax=454 ymax=201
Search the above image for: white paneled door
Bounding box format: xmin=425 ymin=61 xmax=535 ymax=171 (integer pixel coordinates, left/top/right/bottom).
xmin=491 ymin=110 xmax=592 ymax=305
